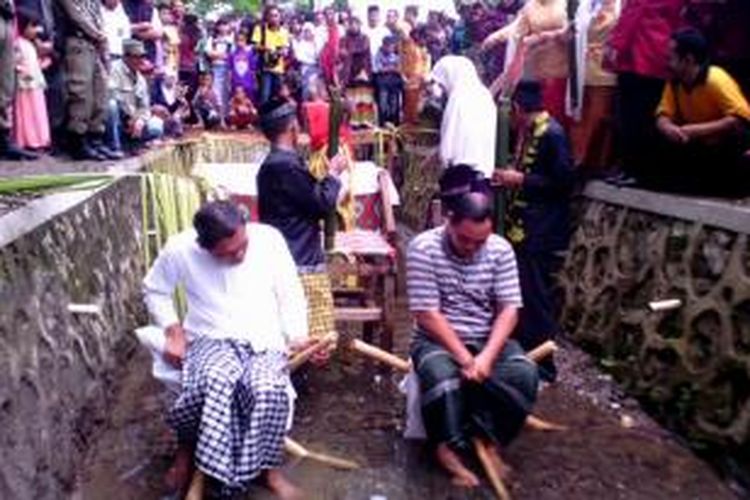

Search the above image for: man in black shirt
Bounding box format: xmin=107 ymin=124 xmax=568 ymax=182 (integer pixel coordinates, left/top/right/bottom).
xmin=494 ymin=80 xmax=575 ymax=382
xmin=257 ymin=98 xmax=347 ymax=349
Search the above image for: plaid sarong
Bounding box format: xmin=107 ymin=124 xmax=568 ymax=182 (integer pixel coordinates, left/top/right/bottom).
xmin=299 ymin=272 xmax=336 ymax=344
xmin=411 ymin=337 xmax=538 ymax=449
xmin=167 ymin=337 xmax=290 ymax=490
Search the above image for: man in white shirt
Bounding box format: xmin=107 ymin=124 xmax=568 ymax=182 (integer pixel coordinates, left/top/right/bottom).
xmin=102 ymin=0 xmax=131 ymax=59
xmin=143 ymin=201 xmax=310 ymax=499
xmin=362 ymin=5 xmax=390 ymax=65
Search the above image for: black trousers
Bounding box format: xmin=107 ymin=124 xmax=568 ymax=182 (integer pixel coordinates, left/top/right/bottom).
xmin=374 ymin=72 xmax=403 ymax=127
xmin=515 ymin=248 xmax=564 ymax=381
xmin=615 ymin=72 xmax=665 ymax=181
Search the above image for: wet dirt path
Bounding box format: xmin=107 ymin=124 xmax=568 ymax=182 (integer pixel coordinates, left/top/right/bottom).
xmin=76 ymin=301 xmax=739 ymax=500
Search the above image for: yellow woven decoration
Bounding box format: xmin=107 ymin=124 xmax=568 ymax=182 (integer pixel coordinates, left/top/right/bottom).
xmin=309 ymin=145 xmax=356 ymax=232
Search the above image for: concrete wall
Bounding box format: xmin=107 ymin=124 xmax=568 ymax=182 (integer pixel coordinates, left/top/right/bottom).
xmin=0 ymin=136 xmax=265 ymax=498
xmin=0 ymin=178 xmax=146 ymax=498
xmin=560 ymin=181 xmax=750 ymax=449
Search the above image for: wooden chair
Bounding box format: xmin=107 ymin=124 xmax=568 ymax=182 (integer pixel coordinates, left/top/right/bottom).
xmin=194 ymin=159 xmax=401 ymax=354
xmin=328 ymin=164 xmax=399 ymax=353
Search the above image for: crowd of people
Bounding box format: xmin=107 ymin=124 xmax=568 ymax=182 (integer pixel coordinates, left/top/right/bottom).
xmin=0 ymin=0 xmax=461 ymax=161
xmin=0 ymin=1 xmax=744 ymax=196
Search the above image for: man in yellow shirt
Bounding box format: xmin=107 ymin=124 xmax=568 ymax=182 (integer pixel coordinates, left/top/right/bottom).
xmin=251 ymin=5 xmax=290 ymax=105
xmin=653 ymin=28 xmax=750 ymax=196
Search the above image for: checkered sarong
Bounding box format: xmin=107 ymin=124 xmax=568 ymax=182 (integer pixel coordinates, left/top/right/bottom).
xmin=299 ymin=272 xmax=336 ymax=343
xmin=167 ymin=337 xmax=290 ymax=490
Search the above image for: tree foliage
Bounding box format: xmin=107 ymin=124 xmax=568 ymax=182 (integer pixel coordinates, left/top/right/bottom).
xmin=188 ymin=0 xmax=262 ymax=16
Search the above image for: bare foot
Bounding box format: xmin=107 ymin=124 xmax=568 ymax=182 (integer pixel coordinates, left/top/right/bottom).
xmin=265 ymin=469 xmax=303 ymax=500
xmin=483 ymin=441 xmax=513 ymax=481
xmin=164 ymin=444 xmax=194 ymax=493
xmin=435 ymin=443 xmax=480 ymax=488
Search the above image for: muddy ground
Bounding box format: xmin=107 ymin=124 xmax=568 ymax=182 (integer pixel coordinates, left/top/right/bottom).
xmin=19 ymin=137 xmax=738 ymax=499
xmin=75 ymin=319 xmax=741 ymax=500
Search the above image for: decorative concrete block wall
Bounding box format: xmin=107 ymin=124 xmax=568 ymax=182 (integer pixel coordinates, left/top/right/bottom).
xmin=560 ymin=182 xmax=750 ymax=448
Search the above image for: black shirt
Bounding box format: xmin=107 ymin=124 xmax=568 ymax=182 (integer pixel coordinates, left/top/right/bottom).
xmin=513 ymin=118 xmax=575 ymax=254
xmin=257 ymin=146 xmax=341 ymax=268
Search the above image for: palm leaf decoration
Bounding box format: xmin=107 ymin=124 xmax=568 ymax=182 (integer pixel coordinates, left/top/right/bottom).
xmin=0 ymin=174 xmax=114 ymax=196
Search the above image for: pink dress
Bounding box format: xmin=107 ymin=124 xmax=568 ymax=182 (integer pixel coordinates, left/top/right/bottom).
xmin=14 ymin=37 xmax=50 ymax=149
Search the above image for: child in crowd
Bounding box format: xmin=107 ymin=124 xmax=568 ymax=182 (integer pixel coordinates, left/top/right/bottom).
xmin=192 ymin=71 xmax=222 ymax=130
xmin=151 ymin=69 xmax=190 ymax=137
xmin=373 ymin=35 xmax=403 ymax=126
xmin=14 ymin=11 xmax=50 ymax=151
xmin=229 ymin=31 xmax=258 ymax=104
xmin=206 ymin=18 xmax=234 ymax=120
xmin=292 ymin=22 xmax=320 ymax=101
xmin=227 ymin=86 xmax=257 ymax=129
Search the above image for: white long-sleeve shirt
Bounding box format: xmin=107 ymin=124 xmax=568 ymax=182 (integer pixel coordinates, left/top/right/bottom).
xmin=143 ymin=223 xmax=308 ymax=352
xmin=102 ymin=2 xmax=131 ymax=57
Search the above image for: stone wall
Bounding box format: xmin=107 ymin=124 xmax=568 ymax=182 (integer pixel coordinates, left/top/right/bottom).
xmin=0 ymin=135 xmax=265 ymax=498
xmin=559 ymin=182 xmax=750 ymax=449
xmin=0 ymin=177 xmax=146 ymax=498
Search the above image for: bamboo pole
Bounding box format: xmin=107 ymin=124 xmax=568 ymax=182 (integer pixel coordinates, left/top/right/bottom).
xmin=525 ymin=415 xmax=567 ymax=432
xmin=526 ymin=341 xmax=558 ymax=363
xmin=473 ymin=438 xmax=511 ymax=500
xmin=568 ymin=0 xmax=580 ymax=112
xmin=346 ymin=339 xmax=557 ymax=373
xmin=288 ymin=332 xmax=338 ymax=372
xmin=147 ymin=174 xmax=163 ymax=250
xmin=324 ymin=87 xmax=344 ymax=250
xmin=494 ymin=97 xmax=511 ymax=236
xmin=140 ymin=174 xmax=152 ymax=267
xmin=348 ymin=339 xmax=411 ymax=373
xmin=182 ymin=338 xmax=560 ymax=495
xmin=378 ymin=170 xmax=397 ymax=234
xmin=284 ymin=437 xmax=360 ymax=470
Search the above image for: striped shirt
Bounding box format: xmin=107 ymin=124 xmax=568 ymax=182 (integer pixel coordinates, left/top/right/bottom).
xmin=407 ymin=226 xmax=523 ymax=343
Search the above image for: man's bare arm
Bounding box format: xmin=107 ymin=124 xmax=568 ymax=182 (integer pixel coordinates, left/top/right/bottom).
xmin=681 ymin=116 xmax=743 ymax=142
xmin=414 ymin=310 xmax=474 ymax=368
xmin=480 ymin=306 xmax=519 ymax=365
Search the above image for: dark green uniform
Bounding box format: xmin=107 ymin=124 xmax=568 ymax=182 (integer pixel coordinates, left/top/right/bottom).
xmin=59 ymin=0 xmax=107 ymax=136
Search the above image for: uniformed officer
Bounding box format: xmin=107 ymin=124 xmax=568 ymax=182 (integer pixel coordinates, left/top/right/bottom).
xmin=58 ymin=0 xmax=120 ymax=160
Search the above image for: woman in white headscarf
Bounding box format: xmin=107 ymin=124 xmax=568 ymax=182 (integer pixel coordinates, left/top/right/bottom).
xmin=430 ymin=55 xmax=498 ymax=179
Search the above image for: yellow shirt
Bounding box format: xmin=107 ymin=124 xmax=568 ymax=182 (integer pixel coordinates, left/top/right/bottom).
xmin=251 ymin=25 xmax=290 ymax=74
xmin=657 ymin=66 xmax=750 ymax=124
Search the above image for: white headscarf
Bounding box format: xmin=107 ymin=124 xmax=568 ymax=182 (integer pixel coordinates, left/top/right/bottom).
xmin=293 ymin=22 xmax=320 ymax=66
xmin=430 ymin=55 xmax=498 ymax=178
xmin=160 ymin=69 xmax=178 ymax=107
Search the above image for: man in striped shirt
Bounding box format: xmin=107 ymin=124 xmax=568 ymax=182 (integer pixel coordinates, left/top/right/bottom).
xmin=407 ymin=185 xmax=539 ymax=488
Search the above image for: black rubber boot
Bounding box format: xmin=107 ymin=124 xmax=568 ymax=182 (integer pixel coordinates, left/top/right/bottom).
xmin=0 ymin=128 xmax=39 ymax=161
xmin=89 ymin=133 xmax=125 ymax=160
xmin=68 ymin=132 xmax=106 ymax=161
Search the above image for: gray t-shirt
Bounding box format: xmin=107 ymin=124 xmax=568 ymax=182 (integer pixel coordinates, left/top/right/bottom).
xmin=407 ymin=226 xmax=523 ymax=344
